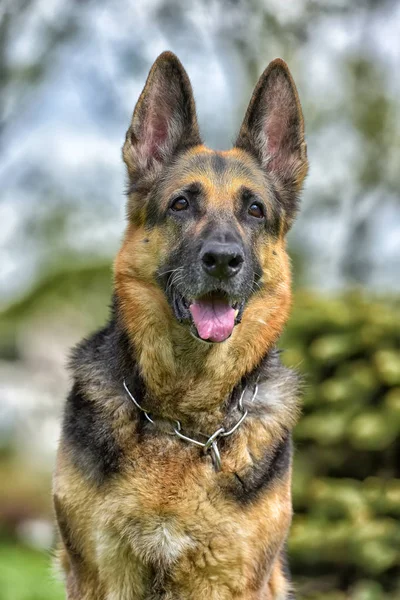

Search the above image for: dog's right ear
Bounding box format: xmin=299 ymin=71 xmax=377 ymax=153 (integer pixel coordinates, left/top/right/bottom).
xmin=123 ymin=52 xmax=201 ymax=188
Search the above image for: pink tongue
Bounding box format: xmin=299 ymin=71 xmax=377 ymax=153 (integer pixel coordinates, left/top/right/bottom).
xmin=189 ymin=297 xmax=236 ymax=342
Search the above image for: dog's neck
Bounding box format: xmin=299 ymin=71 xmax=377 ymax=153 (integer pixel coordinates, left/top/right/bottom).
xmin=114 ymin=277 xmax=291 ymax=433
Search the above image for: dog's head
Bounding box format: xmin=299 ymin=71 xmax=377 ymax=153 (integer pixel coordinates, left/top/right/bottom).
xmin=116 ymin=52 xmax=308 ymax=347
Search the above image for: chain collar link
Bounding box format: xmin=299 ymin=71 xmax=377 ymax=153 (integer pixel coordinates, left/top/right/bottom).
xmin=122 ymin=379 xmax=259 ymax=471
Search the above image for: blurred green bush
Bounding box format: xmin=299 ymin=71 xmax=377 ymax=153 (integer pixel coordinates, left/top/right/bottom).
xmin=281 ymin=291 xmax=400 ymax=599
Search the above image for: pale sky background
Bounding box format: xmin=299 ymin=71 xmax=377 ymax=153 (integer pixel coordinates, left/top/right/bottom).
xmin=1 ymin=0 xmax=399 ymax=307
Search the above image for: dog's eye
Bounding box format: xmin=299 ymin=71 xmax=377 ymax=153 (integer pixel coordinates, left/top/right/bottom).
xmin=170 ymin=197 xmax=189 ymax=212
xmin=248 ymin=202 xmax=264 ymax=219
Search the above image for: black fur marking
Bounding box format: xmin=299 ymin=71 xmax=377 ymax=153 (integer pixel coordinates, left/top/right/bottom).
xmin=270 ymin=184 xmax=298 ymax=232
xmin=181 ymin=181 xmax=203 ymax=196
xmin=145 ymin=191 xmax=166 ymax=228
xmin=211 ymin=152 xmax=227 ymax=174
xmin=186 ymin=151 xmax=254 ymax=181
xmin=64 ymin=300 xmax=143 ymax=485
xmin=126 ymin=181 xmax=152 ymax=197
xmin=239 ymin=185 xmax=257 ymax=203
xmin=144 ymin=566 xmax=171 ymax=600
xmin=62 ymin=383 xmax=122 ymax=484
xmin=226 ymin=433 xmax=292 ymax=505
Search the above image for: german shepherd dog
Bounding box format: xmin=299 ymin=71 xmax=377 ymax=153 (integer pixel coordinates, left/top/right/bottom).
xmin=53 ymin=51 xmax=308 ymax=599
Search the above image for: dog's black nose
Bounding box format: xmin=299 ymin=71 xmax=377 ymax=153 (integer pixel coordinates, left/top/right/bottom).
xmin=201 ymin=242 xmax=244 ymax=279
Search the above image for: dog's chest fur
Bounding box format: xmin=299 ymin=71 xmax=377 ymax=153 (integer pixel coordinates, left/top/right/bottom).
xmin=91 ymin=430 xmax=292 ymax=598
xmin=55 ymin=323 xmax=299 ymax=598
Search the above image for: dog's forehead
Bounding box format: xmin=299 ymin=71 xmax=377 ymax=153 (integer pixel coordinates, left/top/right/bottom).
xmin=163 ymin=147 xmax=269 ymax=202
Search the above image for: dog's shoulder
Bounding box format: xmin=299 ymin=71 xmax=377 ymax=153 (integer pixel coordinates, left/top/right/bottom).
xmin=69 ymin=305 xmax=135 ymax=386
xmin=60 ymin=314 xmax=139 ymax=485
xmin=61 ymin=380 xmax=123 ymax=485
xmin=250 ymin=348 xmax=301 ymax=429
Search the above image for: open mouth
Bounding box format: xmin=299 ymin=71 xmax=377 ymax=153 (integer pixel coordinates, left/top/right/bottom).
xmin=173 ymin=290 xmax=244 ymax=343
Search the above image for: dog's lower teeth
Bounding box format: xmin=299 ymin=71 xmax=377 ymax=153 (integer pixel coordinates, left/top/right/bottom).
xmin=235 ymin=309 xmax=239 ymax=318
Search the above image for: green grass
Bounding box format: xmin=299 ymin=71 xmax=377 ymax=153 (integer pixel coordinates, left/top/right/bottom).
xmin=0 ymin=543 xmax=64 ymax=600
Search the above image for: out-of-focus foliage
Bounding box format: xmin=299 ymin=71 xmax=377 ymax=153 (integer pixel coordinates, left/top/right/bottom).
xmin=280 ymin=292 xmax=400 ymax=599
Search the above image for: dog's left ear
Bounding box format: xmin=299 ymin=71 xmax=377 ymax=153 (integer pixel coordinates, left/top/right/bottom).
xmin=235 ymin=59 xmax=308 ymax=225
xmin=123 ymin=51 xmax=201 ymax=187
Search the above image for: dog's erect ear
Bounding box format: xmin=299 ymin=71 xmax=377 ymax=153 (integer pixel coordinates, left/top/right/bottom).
xmin=235 ymin=59 xmax=308 ymax=222
xmin=123 ymin=51 xmax=201 ymax=186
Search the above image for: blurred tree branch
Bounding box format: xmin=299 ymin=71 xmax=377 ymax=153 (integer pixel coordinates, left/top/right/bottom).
xmin=0 ymin=0 xmax=80 ymax=148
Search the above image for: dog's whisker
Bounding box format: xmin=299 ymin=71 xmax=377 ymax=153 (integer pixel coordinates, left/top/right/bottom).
xmin=159 ymin=267 xmax=185 ymax=277
xmin=168 ymin=273 xmax=186 ymax=294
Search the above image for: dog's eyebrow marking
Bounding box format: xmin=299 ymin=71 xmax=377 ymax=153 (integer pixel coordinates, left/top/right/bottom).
xmin=181 ymin=181 xmax=203 ymax=196
xmin=239 ymin=185 xmax=258 ymax=201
